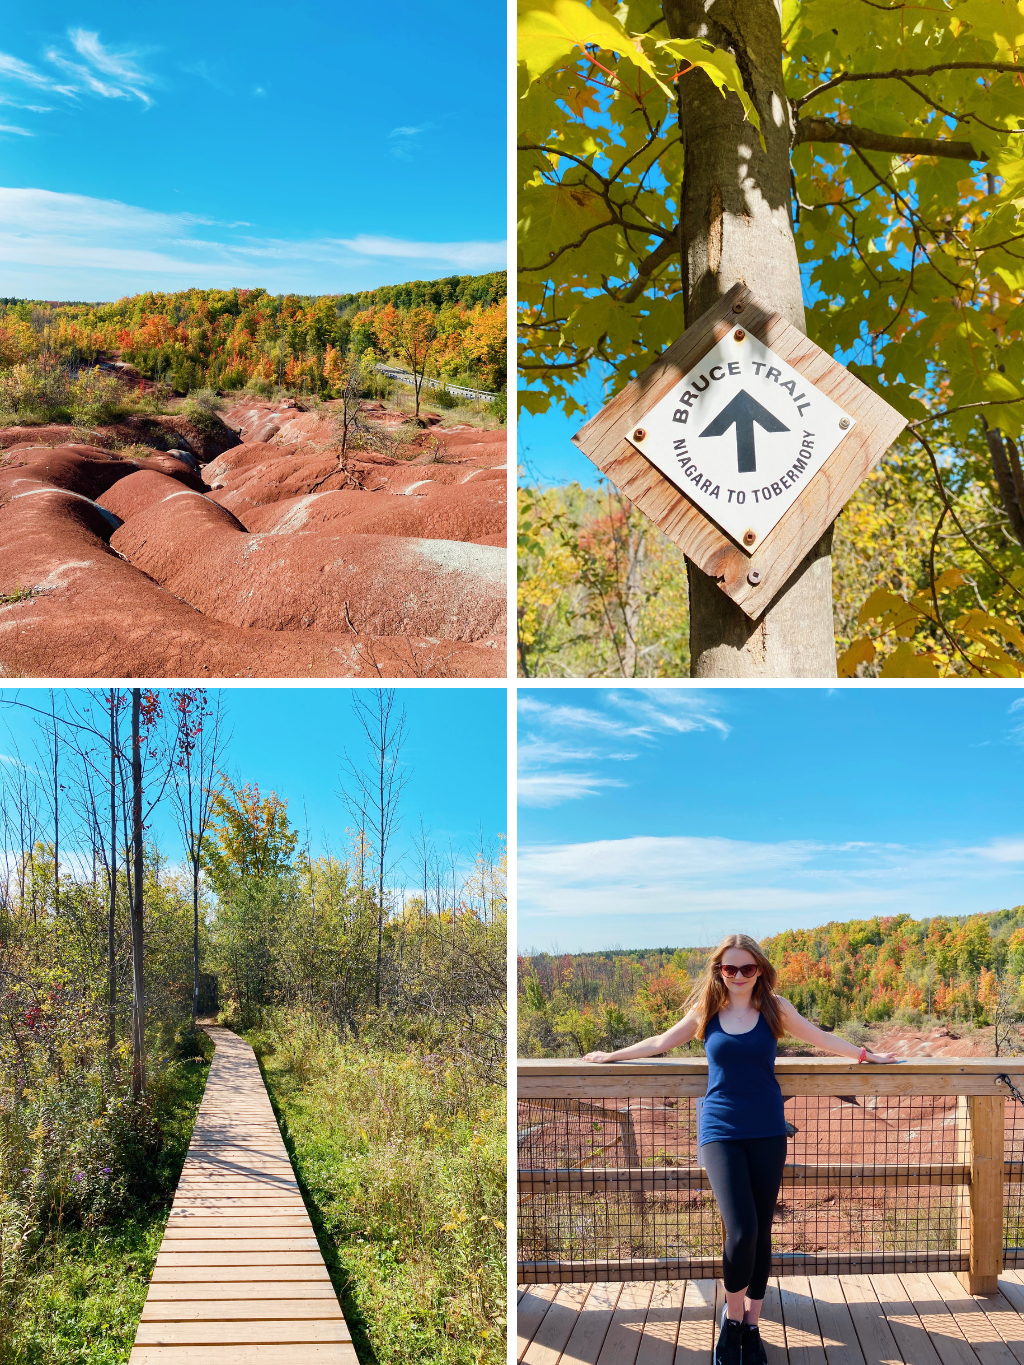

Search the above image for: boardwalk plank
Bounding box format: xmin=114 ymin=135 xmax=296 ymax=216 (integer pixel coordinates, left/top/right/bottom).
xmin=129 ymin=1026 xmax=351 ymax=1365
xmin=521 ymin=1284 xmax=590 ymax=1364
xmin=595 ymin=1279 xmax=654 ymax=1365
xmin=134 ymin=1319 xmax=350 ymax=1344
xmin=131 ymin=1348 xmax=358 ymax=1364
xmin=560 ymin=1281 xmax=622 ymax=1365
xmin=810 ymin=1276 xmax=866 ymax=1365
xmin=634 ymin=1281 xmax=683 ymax=1365
xmin=517 ymin=1284 xmax=559 ymax=1360
xmin=780 ymin=1276 xmax=828 ymax=1365
xmin=837 ymin=1274 xmax=903 ymax=1365
xmin=142 ymin=1301 xmax=345 ymax=1322
xmin=897 ymin=1273 xmax=983 ymax=1365
xmin=927 ymin=1274 xmax=1020 ymax=1365
xmin=672 ymin=1278 xmax=715 ymax=1365
xmin=762 ymin=1280 xmax=790 ymax=1365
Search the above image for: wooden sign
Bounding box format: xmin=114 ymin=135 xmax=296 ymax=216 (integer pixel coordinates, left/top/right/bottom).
xmin=572 ymin=283 xmax=908 ymax=618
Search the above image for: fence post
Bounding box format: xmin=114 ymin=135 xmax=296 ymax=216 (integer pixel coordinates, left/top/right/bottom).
xmin=958 ymin=1094 xmax=1004 ymax=1295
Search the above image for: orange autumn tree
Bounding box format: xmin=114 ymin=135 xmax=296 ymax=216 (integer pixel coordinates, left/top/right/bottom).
xmin=375 ymin=303 xmax=439 ymax=418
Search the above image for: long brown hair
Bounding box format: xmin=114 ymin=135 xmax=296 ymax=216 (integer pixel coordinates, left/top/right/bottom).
xmin=685 ymin=934 xmax=785 ymax=1040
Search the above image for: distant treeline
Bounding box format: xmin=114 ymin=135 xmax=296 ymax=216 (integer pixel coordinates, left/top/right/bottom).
xmin=518 ymin=908 xmax=1024 ymax=1055
xmin=0 ymin=271 xmax=507 ymax=397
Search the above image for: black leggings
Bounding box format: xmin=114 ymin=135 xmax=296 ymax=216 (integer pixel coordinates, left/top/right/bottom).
xmin=700 ymin=1134 xmax=788 ymax=1300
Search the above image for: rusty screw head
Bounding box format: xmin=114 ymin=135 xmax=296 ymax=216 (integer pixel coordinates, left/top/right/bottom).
xmin=747 ymin=568 xmax=763 ymax=585
xmin=732 ymin=301 xmax=745 ymax=313
xmin=632 ymin=427 xmax=646 ymax=442
xmin=742 ymin=529 xmax=757 ymax=546
xmin=734 ymin=329 xmax=746 ymax=341
xmin=839 ymin=417 xmax=850 ymax=429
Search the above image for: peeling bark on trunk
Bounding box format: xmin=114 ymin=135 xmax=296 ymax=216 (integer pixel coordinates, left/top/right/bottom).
xmin=665 ymin=0 xmax=838 ymax=677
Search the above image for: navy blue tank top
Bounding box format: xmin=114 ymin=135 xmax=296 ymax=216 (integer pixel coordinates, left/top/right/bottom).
xmin=699 ymin=1010 xmax=787 ymax=1145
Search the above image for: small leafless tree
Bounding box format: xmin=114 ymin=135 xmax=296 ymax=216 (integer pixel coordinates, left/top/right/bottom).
xmin=339 ymin=690 xmax=410 ymax=1008
xmin=167 ymin=690 xmax=227 ymax=1024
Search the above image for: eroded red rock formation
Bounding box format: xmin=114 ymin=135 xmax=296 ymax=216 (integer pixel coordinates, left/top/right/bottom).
xmin=0 ymin=398 xmax=506 ymax=678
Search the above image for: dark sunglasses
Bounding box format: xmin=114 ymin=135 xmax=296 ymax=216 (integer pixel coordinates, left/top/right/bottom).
xmin=719 ymin=963 xmax=759 ymax=979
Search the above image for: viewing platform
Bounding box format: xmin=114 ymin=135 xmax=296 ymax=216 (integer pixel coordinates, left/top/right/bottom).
xmin=517 ymin=1056 xmax=1024 ymax=1364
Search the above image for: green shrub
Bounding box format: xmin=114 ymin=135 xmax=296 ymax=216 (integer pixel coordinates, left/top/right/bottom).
xmin=248 ymin=1010 xmax=505 ymax=1365
xmin=488 ymin=392 xmax=506 ymax=423
xmin=434 ymin=385 xmax=460 ymax=410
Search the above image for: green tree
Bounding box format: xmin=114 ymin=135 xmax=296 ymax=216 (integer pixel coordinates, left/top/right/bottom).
xmin=518 ymin=0 xmax=1024 ymax=676
xmin=200 ymin=776 xmax=298 ymax=898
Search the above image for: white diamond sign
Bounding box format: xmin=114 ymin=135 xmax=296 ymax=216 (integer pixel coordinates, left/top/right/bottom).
xmin=624 ymin=329 xmax=856 ymax=553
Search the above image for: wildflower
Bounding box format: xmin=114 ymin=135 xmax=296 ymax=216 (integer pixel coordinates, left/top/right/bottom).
xmin=73 ymin=1173 xmax=83 ymax=1181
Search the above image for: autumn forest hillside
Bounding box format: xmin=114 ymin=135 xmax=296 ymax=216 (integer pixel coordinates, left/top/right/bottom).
xmin=0 ymin=270 xmax=506 ymax=398
xmin=518 ymin=907 xmax=1024 ymax=1057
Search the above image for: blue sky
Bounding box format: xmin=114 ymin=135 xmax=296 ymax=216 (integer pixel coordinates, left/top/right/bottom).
xmin=0 ymin=686 xmax=506 ymax=884
xmin=0 ymin=3 xmax=506 ymax=300
xmin=517 ymin=687 xmax=1024 ymax=953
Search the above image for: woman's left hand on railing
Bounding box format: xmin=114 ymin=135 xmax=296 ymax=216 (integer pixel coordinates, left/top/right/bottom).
xmin=582 ymin=1051 xmax=614 ymax=1063
xmin=865 ymin=1050 xmax=899 ymax=1063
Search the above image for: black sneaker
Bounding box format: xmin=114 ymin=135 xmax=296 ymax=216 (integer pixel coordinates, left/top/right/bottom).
xmin=743 ymin=1322 xmax=768 ymax=1365
xmin=714 ymin=1307 xmax=744 ymax=1365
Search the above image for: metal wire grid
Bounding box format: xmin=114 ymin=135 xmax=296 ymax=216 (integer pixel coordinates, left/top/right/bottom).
xmin=517 ymin=1093 xmax=971 ymax=1280
xmin=1003 ymin=1097 xmax=1024 ymax=1266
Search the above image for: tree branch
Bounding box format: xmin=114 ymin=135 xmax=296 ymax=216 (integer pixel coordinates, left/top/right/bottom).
xmin=617 ymin=233 xmax=679 ymax=301
xmin=794 ymin=117 xmax=980 ymax=160
xmin=795 ymin=62 xmax=1024 ymax=109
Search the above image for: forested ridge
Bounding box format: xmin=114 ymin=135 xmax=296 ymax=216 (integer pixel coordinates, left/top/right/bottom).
xmin=1 ymin=688 xmax=505 ymax=1365
xmin=0 ymin=270 xmax=507 ymax=399
xmin=518 ymin=907 xmax=1024 ymax=1056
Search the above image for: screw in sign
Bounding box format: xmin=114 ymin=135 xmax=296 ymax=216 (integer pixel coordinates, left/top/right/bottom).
xmin=625 ymin=328 xmax=856 ymax=552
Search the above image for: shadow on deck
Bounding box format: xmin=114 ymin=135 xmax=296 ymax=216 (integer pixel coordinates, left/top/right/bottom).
xmin=518 ymin=1270 xmax=1024 ymax=1365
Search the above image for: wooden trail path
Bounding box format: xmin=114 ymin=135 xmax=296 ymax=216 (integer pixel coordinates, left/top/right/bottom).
xmin=129 ymin=1024 xmax=357 ymax=1365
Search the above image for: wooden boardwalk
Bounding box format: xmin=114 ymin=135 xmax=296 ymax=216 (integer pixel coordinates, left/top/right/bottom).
xmin=130 ymin=1024 xmax=357 ymax=1365
xmin=518 ymin=1271 xmax=1024 ymax=1364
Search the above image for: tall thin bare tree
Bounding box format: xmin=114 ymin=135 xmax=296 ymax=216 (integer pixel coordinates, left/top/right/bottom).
xmin=339 ymin=690 xmax=410 ymax=1009
xmin=167 ymin=690 xmax=227 ymax=1024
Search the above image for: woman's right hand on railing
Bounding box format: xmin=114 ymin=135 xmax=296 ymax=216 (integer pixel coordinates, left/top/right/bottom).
xmin=583 ymin=1051 xmax=614 ymax=1063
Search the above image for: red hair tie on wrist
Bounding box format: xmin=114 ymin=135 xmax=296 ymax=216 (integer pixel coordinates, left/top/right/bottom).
xmin=858 ymin=1047 xmax=867 ymax=1063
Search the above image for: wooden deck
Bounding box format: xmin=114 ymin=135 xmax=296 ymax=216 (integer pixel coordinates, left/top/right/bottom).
xmin=129 ymin=1024 xmax=357 ymax=1365
xmin=518 ymin=1271 xmax=1024 ymax=1365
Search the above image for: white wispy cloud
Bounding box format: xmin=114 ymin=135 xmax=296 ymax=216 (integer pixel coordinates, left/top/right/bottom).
xmin=335 ymin=234 xmax=506 ymax=269
xmin=518 ymin=833 xmax=1024 ymax=948
xmin=0 ymin=30 xmax=155 ymax=110
xmin=0 ymin=123 xmax=32 ymax=136
xmin=516 ymin=690 xmax=728 ymax=808
xmin=0 ymin=187 xmax=508 ymax=296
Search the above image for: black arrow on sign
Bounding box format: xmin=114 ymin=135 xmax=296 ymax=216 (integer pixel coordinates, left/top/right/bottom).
xmin=698 ymin=389 xmax=789 ymax=473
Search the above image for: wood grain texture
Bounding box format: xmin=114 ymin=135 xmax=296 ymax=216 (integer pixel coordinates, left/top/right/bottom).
xmin=959 ymin=1098 xmax=1006 ymax=1294
xmin=129 ymin=1025 xmax=352 ymax=1365
xmin=517 ymin=1252 xmax=967 ymax=1286
xmin=570 ymin=283 xmax=908 ymax=617
xmin=515 ymin=1273 xmax=1024 ymax=1363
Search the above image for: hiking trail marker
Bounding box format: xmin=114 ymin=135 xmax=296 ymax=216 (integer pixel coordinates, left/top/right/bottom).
xmin=572 ymin=283 xmax=908 ymax=617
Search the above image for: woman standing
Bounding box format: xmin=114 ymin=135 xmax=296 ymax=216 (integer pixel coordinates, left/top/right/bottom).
xmin=583 ymin=934 xmax=896 ymax=1365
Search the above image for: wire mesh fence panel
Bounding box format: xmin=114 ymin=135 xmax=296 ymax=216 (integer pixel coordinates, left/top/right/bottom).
xmin=517 ymin=1092 xmax=972 ymax=1283
xmin=1005 ymin=1094 xmax=1024 ymax=1266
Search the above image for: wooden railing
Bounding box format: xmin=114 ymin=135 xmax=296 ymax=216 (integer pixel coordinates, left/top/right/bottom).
xmin=517 ymin=1057 xmax=1024 ymax=1294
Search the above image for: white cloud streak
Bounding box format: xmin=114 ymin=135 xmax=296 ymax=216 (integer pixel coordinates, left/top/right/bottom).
xmin=517 ymin=833 xmax=1024 ymax=948
xmin=0 ymin=30 xmax=155 ymax=110
xmin=0 ymin=187 xmax=507 ymax=296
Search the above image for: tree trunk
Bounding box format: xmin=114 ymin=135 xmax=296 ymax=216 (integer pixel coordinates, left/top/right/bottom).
xmin=130 ymin=688 xmax=145 ymax=1099
xmin=665 ymin=0 xmax=838 ymax=678
xmin=108 ymin=689 xmax=117 ymax=1052
xmin=192 ymin=862 xmax=200 ymax=1025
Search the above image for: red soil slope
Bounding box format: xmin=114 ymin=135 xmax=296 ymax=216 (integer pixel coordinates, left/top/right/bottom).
xmin=0 ymin=398 xmax=506 ymax=678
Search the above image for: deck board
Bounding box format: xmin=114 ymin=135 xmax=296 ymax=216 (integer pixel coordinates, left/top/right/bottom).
xmin=129 ymin=1026 xmax=352 ymax=1365
xmin=517 ymin=1273 xmax=1024 ymax=1365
